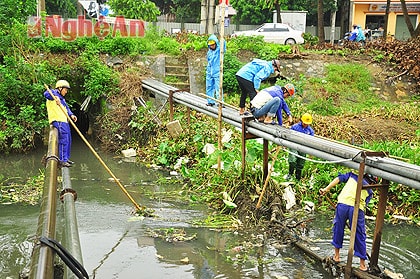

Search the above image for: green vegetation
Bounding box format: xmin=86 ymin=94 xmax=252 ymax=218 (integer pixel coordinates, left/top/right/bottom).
xmin=228 ymin=35 xmax=293 ymax=58
xmin=304 ymin=64 xmax=372 ymax=115
xmin=108 ymin=0 xmax=160 ymax=21
xmin=302 ymin=32 xmax=319 ymax=46
xmin=137 ymin=106 xmax=419 ymax=223
xmin=0 ymin=17 xmax=419 ymax=225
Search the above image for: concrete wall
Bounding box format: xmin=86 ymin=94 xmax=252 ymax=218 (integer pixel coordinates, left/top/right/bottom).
xmin=146 ymin=22 xmax=342 ymax=40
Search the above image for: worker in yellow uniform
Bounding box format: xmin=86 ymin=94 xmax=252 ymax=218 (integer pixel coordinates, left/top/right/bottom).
xmin=44 ymin=80 xmax=77 ymax=167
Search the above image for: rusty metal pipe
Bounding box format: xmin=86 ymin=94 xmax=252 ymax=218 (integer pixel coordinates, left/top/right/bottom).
xmin=29 ymin=126 xmax=59 ymax=279
xmin=61 ymin=167 xmax=84 ymax=279
xmin=142 ymin=79 xmax=420 ymax=190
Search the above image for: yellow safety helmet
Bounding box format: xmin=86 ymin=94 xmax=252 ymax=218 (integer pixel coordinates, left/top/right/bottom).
xmin=301 ymin=113 xmax=313 ymax=124
xmin=207 ymin=40 xmax=216 ymax=46
xmin=55 ymin=80 xmax=70 ymax=89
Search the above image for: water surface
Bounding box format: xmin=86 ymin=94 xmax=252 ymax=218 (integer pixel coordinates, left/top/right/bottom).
xmin=1 ymin=139 xmax=419 ymax=278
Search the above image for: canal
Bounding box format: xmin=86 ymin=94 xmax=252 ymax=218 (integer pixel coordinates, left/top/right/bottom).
xmin=1 ymin=139 xmax=419 ymax=278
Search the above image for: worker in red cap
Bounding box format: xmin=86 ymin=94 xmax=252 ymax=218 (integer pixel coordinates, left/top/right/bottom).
xmin=252 ymin=83 xmax=295 ymax=125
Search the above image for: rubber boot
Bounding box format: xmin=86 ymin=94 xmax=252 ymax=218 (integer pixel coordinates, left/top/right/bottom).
xmin=295 ymin=169 xmax=302 ymax=181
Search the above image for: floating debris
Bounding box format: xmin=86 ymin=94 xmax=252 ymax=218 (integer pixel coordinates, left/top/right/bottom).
xmin=146 ymin=228 xmax=197 ymax=243
xmin=180 ymin=257 xmax=189 ymax=264
xmin=121 ymin=148 xmax=137 ymax=157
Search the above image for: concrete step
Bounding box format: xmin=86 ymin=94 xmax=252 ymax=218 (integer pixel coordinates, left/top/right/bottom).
xmin=165 ymin=55 xmax=190 ymax=90
xmin=165 ymin=76 xmax=189 ymax=84
xmin=165 ymin=65 xmax=188 ymax=75
xmin=165 ymin=56 xmax=187 ymax=65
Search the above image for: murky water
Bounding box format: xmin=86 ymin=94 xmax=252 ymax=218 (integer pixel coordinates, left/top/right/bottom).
xmin=1 ymin=139 xmax=419 ymax=278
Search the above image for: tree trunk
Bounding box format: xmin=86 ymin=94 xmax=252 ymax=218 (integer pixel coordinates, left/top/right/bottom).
xmin=399 ymin=0 xmax=415 ymax=37
xmin=330 ymin=0 xmax=338 ymax=43
xmin=339 ymin=0 xmax=349 ymax=41
xmin=415 ymin=25 xmax=420 ymax=37
xmin=383 ymin=0 xmax=390 ymax=38
xmin=275 ymin=2 xmax=281 ymax=23
xmin=317 ymin=0 xmax=325 ymax=43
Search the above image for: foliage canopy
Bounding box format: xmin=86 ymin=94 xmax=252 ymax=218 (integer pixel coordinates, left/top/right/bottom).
xmin=108 ymin=0 xmax=160 ymax=21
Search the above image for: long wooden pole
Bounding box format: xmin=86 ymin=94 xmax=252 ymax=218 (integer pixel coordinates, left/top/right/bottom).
xmin=256 ymin=147 xmax=281 ymax=209
xmin=217 ymin=2 xmax=226 ymax=173
xmin=44 ymin=84 xmax=143 ymax=211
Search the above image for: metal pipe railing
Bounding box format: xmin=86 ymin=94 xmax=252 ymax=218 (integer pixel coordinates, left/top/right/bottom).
xmin=29 ymin=126 xmax=59 ymax=279
xmin=61 ymin=168 xmax=84 ymax=279
xmin=142 ymin=78 xmax=420 ymax=190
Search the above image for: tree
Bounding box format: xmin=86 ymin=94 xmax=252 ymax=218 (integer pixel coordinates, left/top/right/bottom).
xmin=152 ymin=0 xmax=174 ymax=15
xmin=399 ymin=0 xmax=420 ymax=38
xmin=383 ymin=0 xmax=390 ymax=38
xmin=151 ymin=0 xmax=200 ymax=22
xmin=230 ymin=0 xmax=271 ymax=24
xmin=338 ymin=0 xmax=350 ymax=39
xmin=107 ymin=0 xmax=160 ymax=21
xmin=330 ymin=0 xmax=337 ymax=43
xmin=317 ymin=0 xmax=325 ymax=43
xmin=170 ymin=0 xmax=201 ymax=22
xmin=0 ymin=0 xmax=36 ymax=25
xmin=46 ymin=0 xmax=77 ymax=18
xmin=256 ymin=0 xmax=284 ymax=23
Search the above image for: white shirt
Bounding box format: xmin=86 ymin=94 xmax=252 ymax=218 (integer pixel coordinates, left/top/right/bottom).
xmin=251 ymin=90 xmax=273 ymax=109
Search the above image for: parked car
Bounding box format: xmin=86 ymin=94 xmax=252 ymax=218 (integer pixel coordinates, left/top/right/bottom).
xmin=231 ymin=23 xmax=304 ymax=45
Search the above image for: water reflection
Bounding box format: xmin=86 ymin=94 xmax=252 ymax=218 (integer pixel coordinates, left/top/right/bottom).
xmin=0 ymin=205 xmax=38 ymax=277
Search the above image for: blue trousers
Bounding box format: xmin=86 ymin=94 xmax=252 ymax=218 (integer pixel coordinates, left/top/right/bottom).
xmin=52 ymin=121 xmax=72 ymax=163
xmin=252 ymin=97 xmax=280 ymax=118
xmin=206 ymin=74 xmax=222 ymax=105
xmin=332 ymin=203 xmax=367 ymax=260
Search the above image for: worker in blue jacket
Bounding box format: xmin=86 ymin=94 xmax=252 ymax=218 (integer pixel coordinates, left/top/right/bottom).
xmin=259 ymin=84 xmax=295 ymax=125
xmin=206 ymin=34 xmax=226 ymax=106
xmin=236 ymin=59 xmax=280 ymax=115
xmin=319 ymin=172 xmax=377 ymax=272
xmin=44 ymin=80 xmax=77 ymax=167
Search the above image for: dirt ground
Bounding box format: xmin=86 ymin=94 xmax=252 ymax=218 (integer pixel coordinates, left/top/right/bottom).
xmin=275 ymin=51 xmax=419 ymax=144
xmin=177 ymin=48 xmax=418 ymax=144
xmin=117 ymin=48 xmax=418 ymax=145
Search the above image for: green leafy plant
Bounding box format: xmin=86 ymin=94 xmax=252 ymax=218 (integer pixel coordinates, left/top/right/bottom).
xmin=373 ymin=53 xmax=385 ymax=62
xmin=157 ymin=37 xmax=181 ymax=55
xmin=128 ymin=101 xmax=159 ymax=146
xmin=180 ymin=33 xmax=207 ymax=51
xmin=302 ymin=32 xmax=319 ymax=46
xmin=303 ymin=63 xmax=374 ymax=116
xmin=165 ymin=76 xmax=182 ymax=84
xmin=76 ymin=49 xmax=119 ymax=102
xmin=107 ymin=0 xmax=160 ymax=21
xmin=222 ymin=52 xmax=242 ymax=94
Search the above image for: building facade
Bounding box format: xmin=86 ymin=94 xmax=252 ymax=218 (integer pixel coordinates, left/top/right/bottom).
xmin=350 ymin=0 xmax=420 ymax=40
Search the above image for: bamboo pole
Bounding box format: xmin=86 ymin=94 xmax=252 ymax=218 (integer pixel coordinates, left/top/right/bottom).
xmin=217 ymin=2 xmax=227 ymax=173
xmin=256 ymin=147 xmax=281 ymax=209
